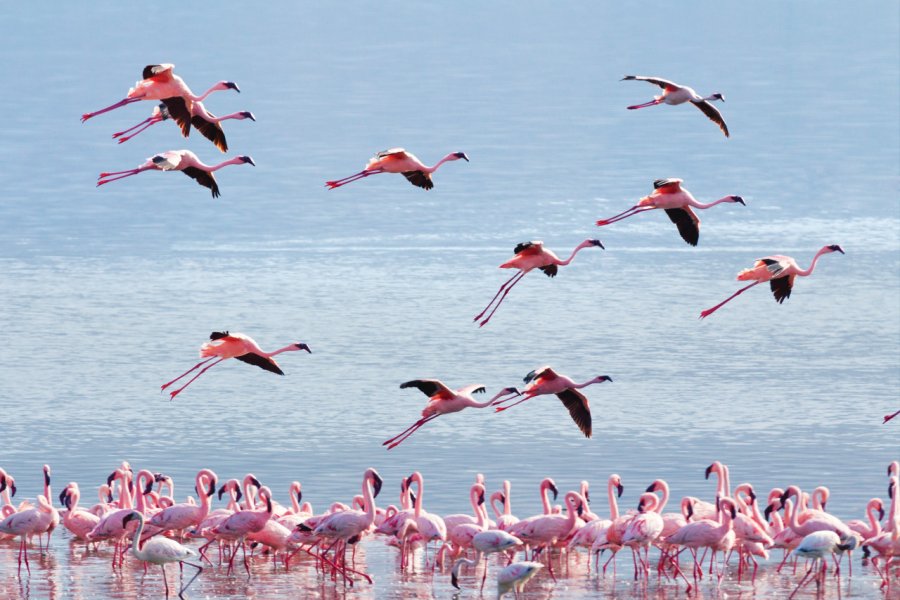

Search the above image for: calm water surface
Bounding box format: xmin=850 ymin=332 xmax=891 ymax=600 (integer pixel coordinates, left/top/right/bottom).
xmin=0 ymin=1 xmax=898 ymax=598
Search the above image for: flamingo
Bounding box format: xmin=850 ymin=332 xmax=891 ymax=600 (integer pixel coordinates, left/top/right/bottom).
xmin=622 ymin=75 xmax=729 ymax=137
xmin=60 ymin=482 xmax=100 ymax=541
xmin=210 ymin=485 xmax=275 ymax=576
xmin=884 ymin=409 xmax=900 ymax=424
xmin=788 ymin=531 xmax=855 ymax=599
xmin=147 ymin=469 xmax=218 ymax=537
xmin=569 ymin=474 xmax=622 ymax=561
xmin=622 ymin=492 xmax=665 ymax=580
xmin=404 ymin=471 xmax=447 ymax=568
xmin=124 ymin=511 xmax=203 ymax=599
xmin=700 ymin=245 xmax=845 ymax=318
xmin=0 ymin=494 xmax=57 ymax=574
xmin=493 ymin=366 xmax=613 ymax=438
xmin=595 ymin=179 xmax=744 ymax=246
xmin=326 ymin=148 xmax=468 ymax=190
xmin=451 ymin=530 xmax=523 ymax=592
xmin=496 ymin=561 xmax=543 ymax=599
xmin=161 ymin=331 xmax=311 ymax=399
xmin=517 ymin=491 xmax=584 ymax=580
xmin=383 ymin=381 xmax=520 ymax=449
xmin=81 ymin=63 xmax=240 ymax=134
xmin=474 ymin=239 xmax=605 ymax=327
xmin=665 ymin=497 xmax=738 ymax=590
xmin=96 ymin=150 xmax=256 ymax=197
xmin=112 ymin=102 xmax=256 ymax=151
xmin=508 ymin=478 xmax=559 ymax=540
xmin=490 ymin=480 xmax=520 ymax=532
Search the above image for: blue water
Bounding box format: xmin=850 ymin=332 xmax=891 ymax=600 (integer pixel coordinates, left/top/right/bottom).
xmin=0 ymin=2 xmax=898 ymax=598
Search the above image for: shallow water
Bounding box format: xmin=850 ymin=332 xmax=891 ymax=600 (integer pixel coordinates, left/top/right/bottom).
xmin=1 ymin=1 xmax=898 ymax=598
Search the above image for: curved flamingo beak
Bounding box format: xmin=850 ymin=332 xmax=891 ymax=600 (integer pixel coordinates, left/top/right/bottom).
xmin=217 ymin=484 xmax=227 ymax=501
xmin=225 ymin=81 xmax=240 ymax=92
xmin=764 ymin=503 xmax=775 ymax=521
xmin=732 ymin=196 xmax=746 ymax=205
xmin=704 ymin=464 xmax=714 ymax=480
xmin=372 ymin=472 xmax=384 ymax=498
xmin=240 ymin=111 xmax=256 ymax=121
xmin=549 ymin=482 xmax=559 ymax=501
xmin=616 ymin=483 xmax=624 ymax=498
xmin=645 ymin=483 xmax=657 ymax=493
xmin=295 ymin=343 xmax=311 ymax=353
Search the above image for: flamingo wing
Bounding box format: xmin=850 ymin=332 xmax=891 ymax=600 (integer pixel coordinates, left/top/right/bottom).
xmin=691 ymin=100 xmax=730 ymax=137
xmin=160 ymin=97 xmax=192 ymax=137
xmin=401 ymin=379 xmax=455 ymax=399
xmin=142 ymin=64 xmax=175 ymax=81
xmin=653 ymin=178 xmax=683 ymax=192
xmin=556 ymin=388 xmax=592 ymax=438
xmin=760 ymin=257 xmax=788 ymax=277
xmin=664 ymin=207 xmax=700 ymax=246
xmin=524 ymin=366 xmax=555 ymax=384
xmin=458 ymin=384 xmax=487 ymax=396
xmin=233 ymin=353 xmax=285 ymax=375
xmin=375 ymin=148 xmax=407 ymax=159
xmin=769 ymin=275 xmax=794 ymax=304
xmin=180 ymin=167 xmax=220 ymax=198
xmin=513 ymin=241 xmax=544 ymax=255
xmin=191 ymin=113 xmax=228 ymax=152
xmin=622 ymin=75 xmax=677 ymax=89
xmin=539 ymin=264 xmax=558 ymax=277
xmin=402 ymin=171 xmax=434 ymax=190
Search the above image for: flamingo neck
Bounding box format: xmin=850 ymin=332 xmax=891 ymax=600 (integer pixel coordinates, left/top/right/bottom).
xmin=289 ymin=483 xmax=301 ymax=513
xmin=424 ymin=153 xmax=457 ymax=174
xmin=194 ymin=84 xmax=225 ymax=102
xmin=689 ymin=195 xmax=738 ymax=210
xmin=489 ymin=493 xmax=504 ymax=519
xmin=607 ymin=479 xmax=620 ymax=520
xmin=197 ymin=472 xmax=213 ymax=514
xmin=130 ymin=513 xmax=146 ymax=554
xmin=794 ymin=247 xmax=832 ymax=277
xmin=468 ymin=389 xmax=510 ymax=409
xmin=210 ymin=111 xmax=250 ymax=123
xmin=362 ymin=476 xmax=377 ymax=525
xmin=655 ymin=481 xmax=670 ymax=513
xmin=206 ymin=157 xmax=247 ymax=173
xmin=540 ymin=482 xmax=553 ymax=514
xmin=503 ymin=481 xmax=512 ymax=515
xmin=866 ymin=501 xmax=882 ymax=537
xmin=412 ymin=474 xmax=424 ymax=519
xmin=556 ymin=241 xmax=594 ymax=266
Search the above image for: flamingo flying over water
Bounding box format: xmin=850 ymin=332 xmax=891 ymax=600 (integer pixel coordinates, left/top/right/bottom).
xmin=474 ymin=239 xmax=605 ymax=327
xmin=161 ymin=331 xmax=311 ymax=400
xmin=492 ymin=367 xmax=613 ymax=438
xmin=383 ymin=381 xmax=520 ymax=449
xmin=112 ymin=102 xmax=256 ymax=152
xmin=96 ymin=149 xmax=255 ymax=197
xmin=596 ymin=179 xmax=744 ymax=246
xmin=699 ymin=245 xmax=845 ymax=319
xmin=325 ymin=148 xmax=469 ymax=190
xmin=622 ymin=75 xmax=730 ymax=137
xmin=81 ymin=63 xmax=240 ymax=137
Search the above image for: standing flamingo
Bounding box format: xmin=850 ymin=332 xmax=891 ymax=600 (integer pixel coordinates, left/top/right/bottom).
xmin=112 ymin=101 xmax=255 ymax=151
xmin=124 ymin=511 xmax=203 ymax=599
xmin=451 ymin=529 xmax=523 ymax=592
xmin=0 ymin=494 xmax=56 ymax=574
xmin=788 ymin=531 xmax=855 ymax=599
xmin=622 ymin=75 xmax=729 ymax=137
xmin=496 ymin=561 xmax=543 ymax=599
xmin=325 ymin=148 xmax=468 ymax=190
xmin=60 ymin=483 xmax=101 ymax=541
xmin=383 ymin=381 xmax=520 ymax=449
xmin=700 ymin=245 xmax=845 ymax=318
xmin=493 ymin=367 xmax=613 ymax=438
xmin=161 ymin=331 xmax=311 ymax=399
xmin=96 ymin=150 xmax=255 ymax=197
xmin=474 ymin=239 xmax=605 ymax=327
xmin=81 ymin=63 xmax=240 ymax=134
xmin=596 ymin=179 xmax=744 ymax=246
xmin=148 ymin=469 xmax=218 ymax=537
xmin=210 ymin=485 xmax=275 ymax=576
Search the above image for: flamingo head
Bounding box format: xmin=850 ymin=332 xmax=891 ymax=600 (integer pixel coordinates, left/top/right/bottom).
xmin=586 ymin=239 xmax=605 ymax=249
xmin=141 ymin=477 xmax=154 ymax=495
xmin=217 ymin=81 xmax=241 ymax=93
xmin=294 ymin=343 xmax=312 ymax=353
xmin=238 ymin=156 xmax=256 ymax=166
xmin=43 ymin=465 xmax=51 ymax=487
xmin=58 ymin=487 xmax=69 ymax=508
xmin=763 ymin=502 xmax=777 ymax=522
xmin=877 ymin=502 xmax=885 ymax=521
xmin=730 ymin=195 xmax=746 ymax=205
xmin=500 ymin=387 xmax=519 ymax=396
xmin=452 ymin=151 xmax=469 ymax=162
xmin=217 ymin=483 xmax=228 ymax=501
xmin=548 ymin=480 xmax=559 ymax=501
xmin=122 ymin=511 xmax=140 ymax=527
xmin=594 ymin=375 xmax=613 ymax=384
xmin=827 ymin=244 xmax=845 ymax=254
xmin=710 ymin=93 xmax=725 ymax=102
xmin=249 ymin=475 xmax=262 ymax=489
xmin=367 ymin=468 xmax=383 ymax=498
xmin=239 ymin=111 xmax=256 ymax=121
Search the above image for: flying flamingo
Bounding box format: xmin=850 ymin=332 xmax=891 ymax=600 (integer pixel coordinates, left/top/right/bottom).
xmin=112 ymin=101 xmax=256 ymax=151
xmin=595 ymin=179 xmax=744 ymax=246
xmin=383 ymin=381 xmax=520 ymax=449
xmin=493 ymin=366 xmax=613 ymax=438
xmin=96 ymin=150 xmax=255 ymax=197
xmin=81 ymin=63 xmax=240 ymax=135
xmin=622 ymin=75 xmax=730 ymax=137
xmin=325 ymin=148 xmax=469 ymax=190
xmin=161 ymin=331 xmax=311 ymax=399
xmin=700 ymin=245 xmax=845 ymax=318
xmin=124 ymin=511 xmax=203 ymax=599
xmin=496 ymin=561 xmax=543 ymax=599
xmin=474 ymin=239 xmax=605 ymax=327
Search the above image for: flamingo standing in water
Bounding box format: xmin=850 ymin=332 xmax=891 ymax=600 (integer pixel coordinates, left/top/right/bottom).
xmin=493 ymin=367 xmax=612 ymax=438
xmin=700 ymin=245 xmax=845 ymax=318
xmin=474 ymin=239 xmax=605 ymax=327
xmin=383 ymin=381 xmax=520 ymax=449
xmin=112 ymin=102 xmax=256 ymax=152
xmin=325 ymin=148 xmax=469 ymax=190
xmin=124 ymin=511 xmax=203 ymax=599
xmin=96 ymin=150 xmax=255 ymax=197
xmin=0 ymin=494 xmax=56 ymax=574
xmin=622 ymin=75 xmax=730 ymax=137
xmin=81 ymin=63 xmax=240 ymax=136
xmin=161 ymin=331 xmax=311 ymax=399
xmin=496 ymin=561 xmax=543 ymax=599
xmin=596 ymin=179 xmax=744 ymax=246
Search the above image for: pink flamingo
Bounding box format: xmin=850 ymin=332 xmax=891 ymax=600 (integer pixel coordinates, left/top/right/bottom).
xmin=490 ymin=480 xmax=520 ymax=532
xmin=326 ymin=148 xmax=468 ymax=190
xmin=0 ymin=494 xmax=56 ymax=574
xmin=474 ymin=239 xmax=605 ymax=327
xmin=403 ymin=472 xmax=447 ymax=569
xmin=210 ymin=485 xmax=275 ymax=576
xmin=781 ymin=487 xmax=852 ymax=539
xmin=847 ymin=498 xmax=885 ymax=540
xmin=444 ymin=478 xmax=493 ymax=533
xmin=665 ymin=497 xmax=738 ymax=591
xmin=518 ymin=491 xmax=584 ymax=580
xmin=60 ymin=483 xmax=100 ymax=541
xmin=161 ymin=331 xmax=311 ymax=399
xmin=81 ymin=63 xmax=239 ymax=133
xmin=788 ymin=531 xmax=856 ymax=598
xmin=493 ymin=366 xmax=613 ymax=438
xmin=96 ymin=150 xmax=255 ymax=197
xmin=446 ymin=484 xmax=489 ymax=559
xmin=124 ymin=510 xmax=203 ymax=599
xmin=508 ymin=478 xmax=559 ymax=540
xmin=451 ymin=529 xmax=523 ymax=592
xmin=112 ymin=101 xmax=255 ymax=151
xmin=622 ymin=492 xmax=665 ymax=580
xmin=570 ymin=474 xmax=622 ymax=561
xmin=700 ymin=244 xmax=845 ymax=318
xmin=147 ymin=469 xmax=218 ymax=538
xmin=384 ymin=381 xmax=520 ymax=449
xmin=596 ymin=179 xmax=744 ymax=246
xmin=622 ymin=75 xmax=729 ymax=137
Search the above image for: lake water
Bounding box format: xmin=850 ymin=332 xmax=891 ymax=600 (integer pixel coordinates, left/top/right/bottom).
xmin=0 ymin=1 xmax=898 ymax=598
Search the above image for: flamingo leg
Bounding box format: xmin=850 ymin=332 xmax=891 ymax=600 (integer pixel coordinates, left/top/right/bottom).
xmin=494 ymin=393 xmax=536 ymax=413
xmin=383 ymin=414 xmax=438 ymax=445
xmin=96 ymin=166 xmax=154 ymax=186
xmin=112 ymin=116 xmax=157 ymax=138
xmin=116 ymin=117 xmax=164 ymax=143
xmin=82 ymin=97 xmax=141 ymax=122
xmin=474 ymin=271 xmax=523 ymax=322
xmin=161 ymin=564 xmax=170 ymax=597
xmin=384 ymin=414 xmax=440 ymax=449
xmin=166 ymin=358 xmax=226 ymax=400
xmin=627 ymin=98 xmax=663 ymax=110
xmin=478 ymin=271 xmax=528 ymax=327
xmin=178 ymin=562 xmax=203 ymax=599
xmin=325 ymin=168 xmax=384 ymax=189
xmin=595 ymin=205 xmax=653 ymax=226
xmin=699 ymin=281 xmax=762 ymax=319
xmin=883 ymin=409 xmax=900 ymax=423
xmin=161 ymin=357 xmax=218 ymax=391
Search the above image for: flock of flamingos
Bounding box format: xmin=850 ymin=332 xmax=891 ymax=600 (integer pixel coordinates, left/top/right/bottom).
xmin=0 ymin=63 xmax=893 ymax=599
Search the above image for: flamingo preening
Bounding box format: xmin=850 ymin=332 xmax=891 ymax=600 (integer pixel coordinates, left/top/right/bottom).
xmin=622 ymin=75 xmax=730 ymax=137
xmin=326 ymin=148 xmax=468 ymax=190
